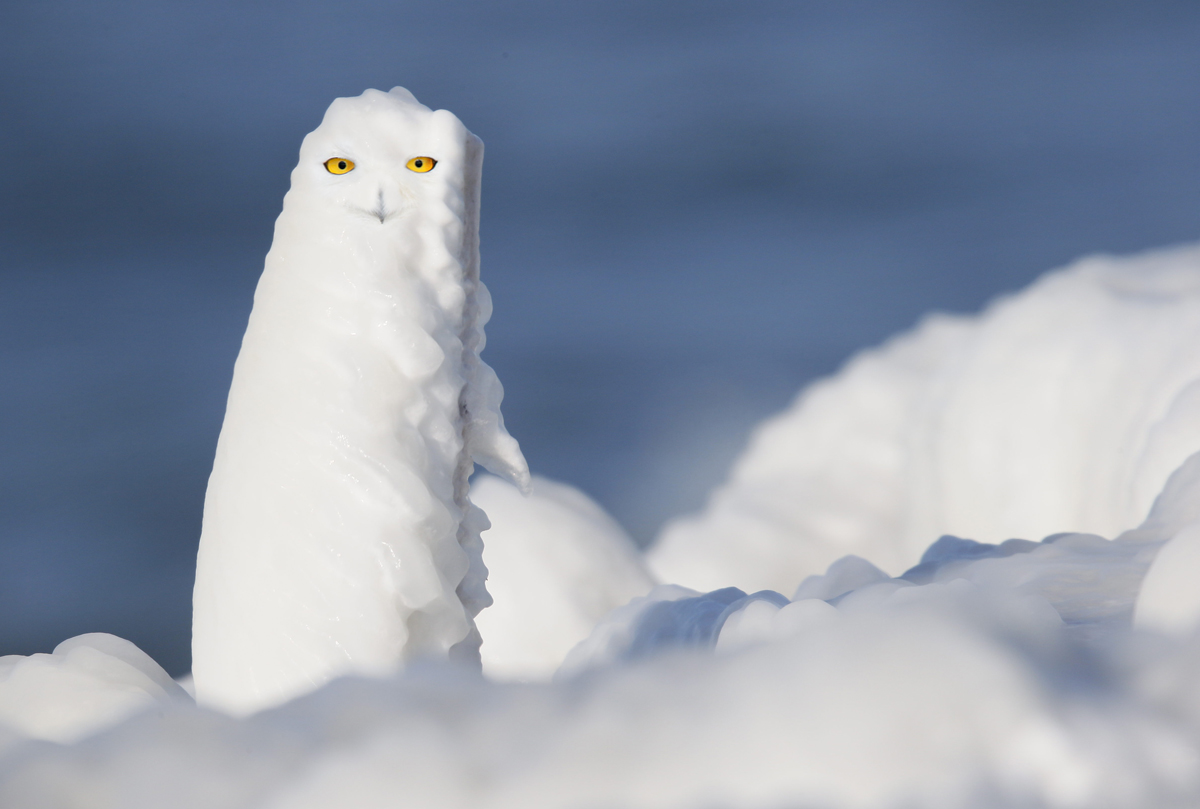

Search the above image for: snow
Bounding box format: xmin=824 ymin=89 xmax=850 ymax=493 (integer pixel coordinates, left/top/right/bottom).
xmin=6 ymin=244 xmax=1200 ymax=804
xmin=5 ymin=565 xmax=1200 ymax=807
xmin=564 ymin=448 xmax=1194 ymax=675
xmin=7 ymin=90 xmax=1200 ymax=806
xmin=1136 ymin=525 xmax=1200 ymax=633
xmin=0 ymin=634 xmax=190 ymax=744
xmin=650 ymin=244 xmax=1200 ymax=593
xmin=12 ymin=446 xmax=1198 ymax=805
xmin=191 ymin=88 xmax=528 ymax=716
xmin=1136 ymin=452 xmax=1200 ymax=634
xmin=471 ymin=474 xmax=655 ymax=680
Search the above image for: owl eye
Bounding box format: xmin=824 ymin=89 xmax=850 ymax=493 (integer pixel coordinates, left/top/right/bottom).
xmin=406 ymin=157 xmax=437 ymax=173
xmin=324 ymin=158 xmax=355 ymax=174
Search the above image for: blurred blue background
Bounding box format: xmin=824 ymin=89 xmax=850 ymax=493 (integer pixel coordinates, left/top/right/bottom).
xmin=2 ymin=1 xmax=1199 ymax=675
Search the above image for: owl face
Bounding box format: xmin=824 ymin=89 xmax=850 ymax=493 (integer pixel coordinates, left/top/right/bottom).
xmin=289 ymin=87 xmax=470 ymax=229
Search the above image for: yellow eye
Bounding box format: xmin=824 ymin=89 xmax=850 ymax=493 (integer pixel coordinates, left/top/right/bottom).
xmin=324 ymin=157 xmax=355 ymax=174
xmin=406 ymin=156 xmax=436 ymax=173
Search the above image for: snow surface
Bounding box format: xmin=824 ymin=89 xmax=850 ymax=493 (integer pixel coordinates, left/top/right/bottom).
xmin=3 ymin=500 xmax=1200 ymax=806
xmin=0 ymin=634 xmax=190 ymax=744
xmin=191 ymin=88 xmax=528 ymax=716
xmin=472 ymin=474 xmax=655 ymax=680
xmin=6 ymin=87 xmax=1200 ymax=804
xmin=6 ymin=246 xmax=1200 ymax=806
xmin=569 ymin=447 xmax=1200 ymax=678
xmin=650 ymin=244 xmax=1200 ymax=593
xmin=1138 ymin=526 xmax=1200 ymax=634
xmin=1136 ymin=452 xmax=1200 ymax=634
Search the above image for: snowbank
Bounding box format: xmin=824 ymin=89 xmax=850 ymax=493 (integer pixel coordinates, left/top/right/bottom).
xmin=4 ymin=553 xmax=1200 ymax=808
xmin=568 ymin=450 xmax=1197 ymax=675
xmin=7 ymin=246 xmax=1200 ymax=807
xmin=0 ymin=634 xmax=190 ymax=744
xmin=5 ymin=451 xmax=1200 ymax=807
xmin=651 ymin=243 xmax=1200 ymax=592
xmin=472 ymin=474 xmax=655 ymax=680
xmin=1135 ymin=452 xmax=1200 ymax=633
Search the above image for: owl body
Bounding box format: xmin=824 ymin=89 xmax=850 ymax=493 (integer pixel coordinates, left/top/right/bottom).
xmin=192 ymin=88 xmax=527 ymax=715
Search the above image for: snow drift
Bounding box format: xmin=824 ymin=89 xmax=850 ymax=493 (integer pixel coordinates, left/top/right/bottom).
xmin=651 ymin=243 xmax=1200 ymax=593
xmin=4 ymin=462 xmax=1200 ymax=807
xmin=6 ymin=241 xmax=1200 ymax=806
xmin=0 ymin=634 xmax=191 ymax=745
xmin=472 ymin=474 xmax=655 ymax=680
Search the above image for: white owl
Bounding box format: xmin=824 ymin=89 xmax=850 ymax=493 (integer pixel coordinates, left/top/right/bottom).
xmin=191 ymin=87 xmax=529 ymax=715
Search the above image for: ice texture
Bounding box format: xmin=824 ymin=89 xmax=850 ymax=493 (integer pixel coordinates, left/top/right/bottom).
xmin=471 ymin=474 xmax=655 ymax=680
xmin=650 ymin=244 xmax=1200 ymax=593
xmin=191 ymin=88 xmax=528 ymax=716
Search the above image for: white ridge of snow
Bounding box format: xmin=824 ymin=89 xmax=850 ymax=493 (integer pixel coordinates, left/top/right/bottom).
xmin=5 ymin=464 xmax=1199 ymax=806
xmin=0 ymin=633 xmax=191 ymax=744
xmin=191 ymin=87 xmax=528 ymax=716
xmin=650 ymin=243 xmax=1200 ymax=593
xmin=1135 ymin=451 xmax=1200 ymax=633
xmin=471 ymin=474 xmax=655 ymax=681
xmin=5 ymin=568 xmax=1200 ymax=808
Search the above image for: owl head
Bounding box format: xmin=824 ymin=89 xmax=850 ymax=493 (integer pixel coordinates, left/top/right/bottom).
xmin=285 ymin=87 xmax=478 ymax=235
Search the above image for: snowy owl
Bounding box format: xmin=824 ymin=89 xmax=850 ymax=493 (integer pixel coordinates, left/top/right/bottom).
xmin=191 ymin=87 xmax=529 ymax=715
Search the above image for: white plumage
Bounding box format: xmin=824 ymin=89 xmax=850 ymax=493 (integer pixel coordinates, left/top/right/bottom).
xmin=191 ymin=87 xmax=528 ymax=715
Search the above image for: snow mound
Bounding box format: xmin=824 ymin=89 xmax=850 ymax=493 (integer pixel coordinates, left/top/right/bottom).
xmin=10 ymin=247 xmax=1200 ymax=806
xmin=1136 ymin=452 xmax=1200 ymax=633
xmin=7 ymin=452 xmax=1197 ymax=807
xmin=568 ymin=508 xmax=1166 ymax=674
xmin=472 ymin=474 xmax=655 ymax=680
xmin=650 ymin=243 xmax=1200 ymax=592
xmin=4 ymin=574 xmax=1200 ymax=807
xmin=0 ymin=634 xmax=191 ymax=744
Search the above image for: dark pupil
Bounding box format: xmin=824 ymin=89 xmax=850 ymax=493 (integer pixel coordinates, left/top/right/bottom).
xmin=337 ymin=161 xmax=346 ymax=170
xmin=415 ymin=159 xmax=423 ymax=168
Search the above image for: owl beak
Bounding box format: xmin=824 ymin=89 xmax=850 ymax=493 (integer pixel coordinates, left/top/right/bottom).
xmin=368 ymin=188 xmax=390 ymax=224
